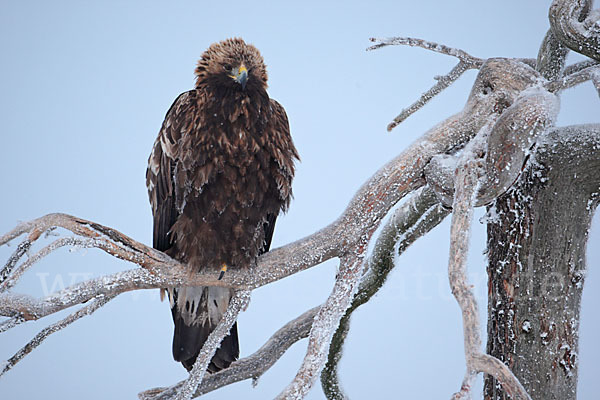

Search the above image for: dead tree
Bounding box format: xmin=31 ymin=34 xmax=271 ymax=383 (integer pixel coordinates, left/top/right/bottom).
xmin=1 ymin=1 xmax=599 ymax=399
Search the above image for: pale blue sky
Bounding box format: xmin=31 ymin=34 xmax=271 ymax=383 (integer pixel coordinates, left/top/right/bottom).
xmin=1 ymin=1 xmax=598 ymax=399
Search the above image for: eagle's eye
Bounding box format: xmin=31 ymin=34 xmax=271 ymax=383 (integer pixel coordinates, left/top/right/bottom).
xmin=223 ymin=64 xmax=232 ymax=72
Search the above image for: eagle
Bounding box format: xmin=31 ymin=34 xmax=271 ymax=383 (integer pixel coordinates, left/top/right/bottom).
xmin=146 ymin=38 xmax=298 ymax=372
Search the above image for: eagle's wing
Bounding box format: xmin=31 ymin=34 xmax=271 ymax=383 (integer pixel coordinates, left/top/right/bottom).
xmin=146 ymin=91 xmax=198 ymax=253
xmin=260 ymin=213 xmax=277 ymax=256
xmin=269 ymin=98 xmax=299 ymax=209
xmin=258 ymin=99 xmax=298 ymax=255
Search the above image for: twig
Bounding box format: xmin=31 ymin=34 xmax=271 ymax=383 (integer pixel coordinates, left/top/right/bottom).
xmin=545 ymin=65 xmax=600 ymax=92
xmin=0 ymin=293 xmax=115 ymax=378
xmin=385 ymin=62 xmax=473 ymax=131
xmin=321 ymin=186 xmax=450 ymax=399
xmin=0 ymin=314 xmax=25 ymax=334
xmin=367 ymin=37 xmax=484 ymax=67
xmin=563 ymin=59 xmax=599 ymax=76
xmin=174 ymin=290 xmax=251 ymax=400
xmin=367 ymin=37 xmax=485 ymax=131
xmin=140 ymin=306 xmax=319 ymax=400
xmin=1 ymin=237 xmax=96 ymax=292
xmin=0 ymin=239 xmax=31 ymax=286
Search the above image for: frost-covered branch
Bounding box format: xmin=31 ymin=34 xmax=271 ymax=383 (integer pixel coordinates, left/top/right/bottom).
xmin=425 ymin=82 xmax=558 ymax=208
xmin=384 ymin=62 xmax=473 ymax=131
xmin=593 ymin=67 xmax=600 ymax=95
xmin=448 ymin=160 xmax=531 ymax=400
xmin=1 ymin=239 xmax=31 ymax=286
xmin=546 ymin=64 xmax=600 ymax=92
xmin=549 ymin=0 xmax=600 ymax=62
xmin=563 ymin=59 xmax=599 ymax=75
xmin=0 ymin=293 xmax=115 ymax=378
xmin=536 ymin=29 xmax=569 ymax=80
xmin=140 ymin=307 xmax=319 ymax=400
xmin=367 ymin=37 xmax=484 ymax=66
xmin=321 ymin=186 xmax=450 ymax=399
xmin=174 ymin=290 xmax=251 ymax=400
xmin=276 ymin=253 xmax=366 ymax=400
xmin=0 ymin=314 xmax=24 ymax=334
xmin=367 ymin=37 xmax=484 ymax=131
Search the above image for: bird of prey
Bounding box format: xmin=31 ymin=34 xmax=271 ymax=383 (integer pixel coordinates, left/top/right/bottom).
xmin=146 ymin=38 xmax=298 ymax=372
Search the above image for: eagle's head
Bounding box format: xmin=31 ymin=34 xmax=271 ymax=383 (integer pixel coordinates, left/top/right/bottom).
xmin=195 ymin=38 xmax=268 ymax=93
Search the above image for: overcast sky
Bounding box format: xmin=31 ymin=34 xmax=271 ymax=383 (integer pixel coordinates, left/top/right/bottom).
xmin=1 ymin=1 xmax=598 ymax=399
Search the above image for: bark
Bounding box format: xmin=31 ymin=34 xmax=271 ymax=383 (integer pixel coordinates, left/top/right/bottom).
xmin=484 ymin=124 xmax=600 ymax=399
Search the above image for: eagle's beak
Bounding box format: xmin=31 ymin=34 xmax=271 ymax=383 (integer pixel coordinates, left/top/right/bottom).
xmin=234 ymin=65 xmax=248 ymax=90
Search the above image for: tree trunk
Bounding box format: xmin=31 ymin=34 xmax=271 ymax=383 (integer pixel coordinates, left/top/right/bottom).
xmin=484 ymin=125 xmax=600 ymax=400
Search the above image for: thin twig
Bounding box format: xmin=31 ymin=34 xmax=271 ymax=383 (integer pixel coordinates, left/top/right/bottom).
xmin=1 ymin=237 xmax=95 ymax=292
xmin=0 ymin=293 xmax=116 ymax=378
xmin=174 ymin=290 xmax=251 ymax=400
xmin=0 ymin=314 xmax=25 ymax=334
xmin=563 ymin=59 xmax=599 ymax=76
xmin=385 ymin=62 xmax=472 ymax=131
xmin=545 ymin=65 xmax=600 ymax=92
xmin=367 ymin=37 xmax=484 ymax=67
xmin=367 ymin=37 xmax=485 ymax=131
xmin=0 ymin=239 xmax=31 ymax=287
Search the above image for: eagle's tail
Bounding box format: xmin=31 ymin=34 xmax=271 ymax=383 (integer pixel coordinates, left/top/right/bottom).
xmin=168 ymin=286 xmax=239 ymax=372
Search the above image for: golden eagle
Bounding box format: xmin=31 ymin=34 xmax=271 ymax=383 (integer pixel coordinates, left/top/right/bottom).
xmin=146 ymin=38 xmax=298 ymax=372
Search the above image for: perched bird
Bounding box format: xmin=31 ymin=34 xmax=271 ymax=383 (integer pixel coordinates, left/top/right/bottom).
xmin=146 ymin=38 xmax=298 ymax=372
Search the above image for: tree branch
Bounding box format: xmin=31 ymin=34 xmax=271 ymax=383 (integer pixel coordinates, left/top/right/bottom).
xmin=140 ymin=307 xmax=319 ymax=400
xmin=367 ymin=37 xmax=484 ymax=131
xmin=0 ymin=293 xmax=116 ymax=377
xmin=321 ymin=186 xmax=450 ymax=399
xmin=425 ymin=87 xmax=559 ymax=207
xmin=367 ymin=37 xmax=484 ymax=66
xmin=448 ymin=160 xmax=531 ymax=400
xmin=275 ymin=253 xmax=366 ymax=400
xmin=545 ymin=64 xmax=600 ymax=92
xmin=549 ymin=0 xmax=599 ymax=62
xmin=536 ymin=29 xmax=569 ymax=81
xmin=383 ymin=62 xmax=473 ymax=131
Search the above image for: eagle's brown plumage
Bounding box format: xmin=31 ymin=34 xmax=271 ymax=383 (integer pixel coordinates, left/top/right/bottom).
xmin=146 ymin=38 xmax=298 ymax=372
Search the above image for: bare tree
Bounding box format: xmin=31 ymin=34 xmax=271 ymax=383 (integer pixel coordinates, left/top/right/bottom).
xmin=1 ymin=1 xmax=599 ymax=399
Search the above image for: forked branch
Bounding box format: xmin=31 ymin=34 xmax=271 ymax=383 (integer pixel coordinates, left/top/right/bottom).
xmin=368 ymin=37 xmax=484 ymax=131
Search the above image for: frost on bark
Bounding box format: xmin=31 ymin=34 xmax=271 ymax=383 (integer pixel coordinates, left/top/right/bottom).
xmin=485 ymin=126 xmax=600 ymax=400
